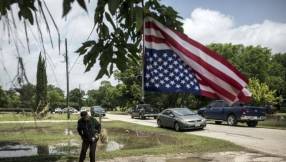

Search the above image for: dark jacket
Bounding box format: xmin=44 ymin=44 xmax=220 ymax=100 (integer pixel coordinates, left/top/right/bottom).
xmin=77 ymin=117 xmax=101 ymax=138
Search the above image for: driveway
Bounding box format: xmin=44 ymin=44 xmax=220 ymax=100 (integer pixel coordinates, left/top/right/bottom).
xmin=104 ymin=114 xmax=286 ymax=158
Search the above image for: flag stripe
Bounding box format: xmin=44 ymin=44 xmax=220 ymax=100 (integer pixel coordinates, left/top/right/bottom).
xmin=145 ymin=35 xmax=241 ymax=100
xmin=145 ymin=20 xmax=248 ymax=88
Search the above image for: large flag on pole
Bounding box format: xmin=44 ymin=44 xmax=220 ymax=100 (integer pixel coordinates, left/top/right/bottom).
xmin=143 ymin=16 xmax=251 ymax=106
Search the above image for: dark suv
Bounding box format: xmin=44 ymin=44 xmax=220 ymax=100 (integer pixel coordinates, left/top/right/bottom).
xmin=91 ymin=106 xmax=106 ymax=117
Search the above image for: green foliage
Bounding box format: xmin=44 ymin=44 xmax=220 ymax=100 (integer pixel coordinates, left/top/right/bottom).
xmin=69 ymin=88 xmax=85 ymax=108
xmin=47 ymin=90 xmax=63 ymax=108
xmin=36 ymin=53 xmax=47 ymax=112
xmin=0 ymin=86 xmax=9 ymax=107
xmin=75 ymin=0 xmax=184 ymax=80
xmin=14 ymin=83 xmax=36 ymax=108
xmin=247 ymin=78 xmax=282 ymax=106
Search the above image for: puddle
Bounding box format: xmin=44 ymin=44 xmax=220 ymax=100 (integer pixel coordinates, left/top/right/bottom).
xmin=106 ymin=128 xmax=177 ymax=150
xmin=64 ymin=129 xmax=73 ymax=135
xmin=0 ymin=127 xmax=180 ymax=158
xmin=106 ymin=141 xmax=124 ymax=151
xmin=0 ymin=144 xmax=37 ymax=157
xmin=166 ymin=156 xmax=208 ymax=162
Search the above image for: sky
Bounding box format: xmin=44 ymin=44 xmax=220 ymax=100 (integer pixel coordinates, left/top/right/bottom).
xmin=0 ymin=0 xmax=285 ymax=94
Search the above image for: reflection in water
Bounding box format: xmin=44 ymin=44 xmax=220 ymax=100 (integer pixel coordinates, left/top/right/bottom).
xmin=106 ymin=141 xmax=124 ymax=152
xmin=0 ymin=145 xmax=37 ymax=158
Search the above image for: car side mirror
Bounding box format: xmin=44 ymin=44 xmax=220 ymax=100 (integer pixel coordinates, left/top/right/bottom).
xmin=169 ymin=114 xmax=174 ymax=117
xmin=206 ymin=105 xmax=211 ymax=108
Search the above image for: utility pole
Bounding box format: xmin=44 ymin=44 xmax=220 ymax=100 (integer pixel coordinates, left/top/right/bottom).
xmin=65 ymin=38 xmax=70 ymax=119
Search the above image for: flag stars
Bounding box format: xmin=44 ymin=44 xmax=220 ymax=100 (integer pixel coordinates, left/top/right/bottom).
xmin=163 ymin=61 xmax=168 ymax=66
xmin=165 ymin=77 xmax=170 ymax=81
xmin=155 ymin=84 xmax=160 ymax=88
xmin=168 ymin=57 xmax=173 ymax=61
xmin=145 ymin=74 xmax=150 ymax=79
xmin=153 ymin=53 xmax=158 ymax=58
xmin=145 ymin=82 xmax=150 ymax=87
xmin=164 ymin=69 xmax=169 ymax=73
xmin=169 ymin=65 xmax=174 ymax=69
xmin=159 ymin=73 xmax=164 ymax=77
xmin=158 ymin=58 xmax=163 ymax=62
xmin=165 ymin=84 xmax=171 ymax=88
xmin=174 ymin=61 xmax=178 ymax=65
xmin=180 ymin=73 xmax=184 ymax=77
xmin=170 ymin=81 xmax=175 ymax=85
xmin=175 ymin=76 xmax=180 ymax=81
xmin=160 ymin=80 xmax=165 ymax=84
xmin=181 ymin=80 xmax=186 ymax=84
xmin=176 ymin=84 xmax=181 ymax=89
xmin=158 ymin=66 xmax=163 ymax=70
xmin=186 ymin=85 xmax=191 ymax=89
xmin=153 ymin=61 xmax=158 ymax=66
xmin=163 ymin=53 xmax=168 ymax=57
xmin=195 ymin=86 xmax=199 ymax=91
xmin=174 ymin=68 xmax=179 ymax=73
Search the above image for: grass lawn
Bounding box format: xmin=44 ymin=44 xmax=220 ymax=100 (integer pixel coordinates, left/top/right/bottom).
xmin=0 ymin=120 xmax=245 ymax=162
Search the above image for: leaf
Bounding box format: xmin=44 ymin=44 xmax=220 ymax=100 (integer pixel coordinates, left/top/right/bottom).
xmin=95 ymin=68 xmax=108 ymax=81
xmin=62 ymin=0 xmax=74 ymax=18
xmin=77 ymin=0 xmax=87 ymax=12
xmin=105 ymin=12 xmax=116 ymax=29
xmin=134 ymin=6 xmax=142 ymax=32
xmin=108 ymin=0 xmax=119 ymax=15
xmin=102 ymin=23 xmax=109 ymax=38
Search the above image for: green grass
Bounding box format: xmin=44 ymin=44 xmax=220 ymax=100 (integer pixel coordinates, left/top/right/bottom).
xmin=0 ymin=112 xmax=83 ymax=121
xmin=0 ymin=121 xmax=244 ymax=162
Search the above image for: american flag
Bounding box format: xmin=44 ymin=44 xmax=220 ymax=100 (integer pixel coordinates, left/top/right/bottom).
xmin=143 ymin=16 xmax=251 ymax=106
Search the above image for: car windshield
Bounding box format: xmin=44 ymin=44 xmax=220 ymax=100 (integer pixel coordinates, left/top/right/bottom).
xmin=172 ymin=108 xmax=196 ymax=116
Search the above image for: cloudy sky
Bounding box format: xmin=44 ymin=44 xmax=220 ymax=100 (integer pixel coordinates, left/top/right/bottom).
xmin=0 ymin=0 xmax=285 ymax=94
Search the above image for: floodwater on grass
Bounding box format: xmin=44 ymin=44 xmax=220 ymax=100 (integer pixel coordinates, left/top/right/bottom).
xmin=0 ymin=127 xmax=178 ymax=158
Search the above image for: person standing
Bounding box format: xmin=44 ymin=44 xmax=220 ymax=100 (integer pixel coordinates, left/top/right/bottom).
xmin=77 ymin=111 xmax=101 ymax=162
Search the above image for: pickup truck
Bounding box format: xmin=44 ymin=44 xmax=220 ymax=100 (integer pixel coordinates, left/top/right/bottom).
xmin=197 ymin=100 xmax=266 ymax=127
xmin=131 ymin=104 xmax=159 ymax=120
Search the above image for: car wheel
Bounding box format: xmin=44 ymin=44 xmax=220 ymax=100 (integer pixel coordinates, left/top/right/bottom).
xmin=247 ymin=121 xmax=258 ymax=127
xmin=174 ymin=122 xmax=180 ymax=132
xmin=157 ymin=119 xmax=163 ymax=128
xmin=227 ymin=114 xmax=237 ymax=126
xmin=215 ymin=121 xmax=222 ymax=124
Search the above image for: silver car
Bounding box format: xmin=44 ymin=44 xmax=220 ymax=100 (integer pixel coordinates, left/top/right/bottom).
xmin=157 ymin=108 xmax=206 ymax=131
xmin=91 ymin=106 xmax=106 ymax=117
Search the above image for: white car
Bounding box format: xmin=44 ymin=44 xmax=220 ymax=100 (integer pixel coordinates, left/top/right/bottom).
xmin=80 ymin=108 xmax=87 ymax=112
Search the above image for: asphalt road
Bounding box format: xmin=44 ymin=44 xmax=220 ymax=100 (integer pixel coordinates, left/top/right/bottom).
xmin=105 ymin=114 xmax=286 ymax=157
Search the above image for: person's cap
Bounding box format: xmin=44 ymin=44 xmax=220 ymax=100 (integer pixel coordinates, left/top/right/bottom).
xmin=80 ymin=111 xmax=88 ymax=117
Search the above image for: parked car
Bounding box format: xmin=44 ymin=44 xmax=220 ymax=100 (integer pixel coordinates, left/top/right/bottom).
xmin=157 ymin=108 xmax=206 ymax=131
xmin=54 ymin=108 xmax=62 ymax=114
xmin=80 ymin=107 xmax=87 ymax=112
xmin=91 ymin=106 xmax=106 ymax=117
xmin=62 ymin=107 xmax=78 ymax=113
xmin=197 ymin=100 xmax=266 ymax=127
xmin=131 ymin=104 xmax=159 ymax=119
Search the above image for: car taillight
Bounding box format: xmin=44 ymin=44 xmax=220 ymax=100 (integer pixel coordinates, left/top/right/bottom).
xmin=242 ymin=109 xmax=246 ymax=115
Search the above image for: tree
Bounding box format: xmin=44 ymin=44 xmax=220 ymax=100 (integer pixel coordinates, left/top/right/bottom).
xmin=69 ymin=88 xmax=85 ymax=109
xmin=15 ymin=83 xmax=36 ymax=108
xmin=47 ymin=90 xmax=63 ymax=108
xmin=0 ymin=86 xmax=9 ymax=107
xmin=36 ymin=53 xmax=47 ymax=112
xmin=247 ymin=78 xmax=281 ymax=106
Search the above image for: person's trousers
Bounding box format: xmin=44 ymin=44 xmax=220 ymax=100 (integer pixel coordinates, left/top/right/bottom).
xmin=79 ymin=137 xmax=98 ymax=162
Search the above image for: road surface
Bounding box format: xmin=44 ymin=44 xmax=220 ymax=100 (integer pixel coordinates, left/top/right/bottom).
xmin=105 ymin=114 xmax=286 ymax=157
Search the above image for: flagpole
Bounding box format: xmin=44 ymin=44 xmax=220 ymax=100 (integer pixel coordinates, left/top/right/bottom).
xmin=141 ymin=0 xmax=145 ymax=103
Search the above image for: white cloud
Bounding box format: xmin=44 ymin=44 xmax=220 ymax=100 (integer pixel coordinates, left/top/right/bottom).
xmin=183 ymin=8 xmax=286 ymax=54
